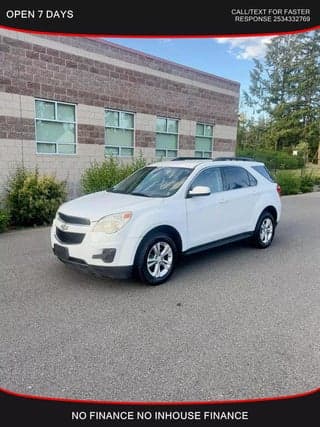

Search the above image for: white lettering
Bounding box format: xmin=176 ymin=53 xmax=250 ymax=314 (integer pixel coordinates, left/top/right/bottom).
xmin=71 ymin=411 xmax=87 ymax=420
xmin=6 ymin=9 xmax=35 ymax=19
xmin=204 ymin=411 xmax=249 ymax=420
xmin=88 ymin=411 xmax=135 ymax=420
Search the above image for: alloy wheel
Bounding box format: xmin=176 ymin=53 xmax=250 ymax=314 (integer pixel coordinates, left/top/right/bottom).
xmin=146 ymin=241 xmax=173 ymax=278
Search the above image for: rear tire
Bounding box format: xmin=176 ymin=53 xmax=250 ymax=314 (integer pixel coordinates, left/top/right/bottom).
xmin=252 ymin=212 xmax=275 ymax=249
xmin=135 ymin=233 xmax=177 ymax=285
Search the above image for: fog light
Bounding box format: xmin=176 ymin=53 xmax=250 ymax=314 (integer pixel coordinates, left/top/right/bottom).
xmin=92 ymin=248 xmax=116 ymax=263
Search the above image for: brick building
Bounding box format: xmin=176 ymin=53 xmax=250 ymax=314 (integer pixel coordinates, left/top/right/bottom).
xmin=0 ymin=28 xmax=240 ymax=196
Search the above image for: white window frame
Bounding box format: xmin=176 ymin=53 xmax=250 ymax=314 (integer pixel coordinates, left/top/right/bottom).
xmin=155 ymin=116 xmax=179 ymax=159
xmin=195 ymin=122 xmax=214 ymax=158
xmin=35 ymin=98 xmax=77 ymax=155
xmin=105 ymin=108 xmax=135 ymax=157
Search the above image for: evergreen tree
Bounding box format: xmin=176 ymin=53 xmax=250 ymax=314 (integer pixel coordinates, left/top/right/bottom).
xmin=244 ymin=31 xmax=320 ymax=158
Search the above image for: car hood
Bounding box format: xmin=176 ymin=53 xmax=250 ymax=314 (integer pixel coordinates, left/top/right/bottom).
xmin=58 ymin=191 xmax=162 ymax=222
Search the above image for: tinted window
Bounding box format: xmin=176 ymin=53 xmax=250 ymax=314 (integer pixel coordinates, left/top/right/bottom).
xmin=222 ymin=166 xmax=252 ymax=190
xmin=252 ymin=165 xmax=275 ymax=182
xmin=190 ymin=167 xmax=223 ymax=193
xmin=247 ymin=171 xmax=257 ymax=186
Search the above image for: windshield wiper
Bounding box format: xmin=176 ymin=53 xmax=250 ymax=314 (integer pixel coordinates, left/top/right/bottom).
xmin=107 ymin=189 xmax=125 ymax=194
xmin=130 ymin=191 xmax=150 ymax=197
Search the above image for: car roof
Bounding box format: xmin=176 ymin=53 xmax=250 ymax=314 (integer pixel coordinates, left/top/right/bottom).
xmin=149 ymin=159 xmax=213 ymax=168
xmin=149 ymin=158 xmax=264 ymax=169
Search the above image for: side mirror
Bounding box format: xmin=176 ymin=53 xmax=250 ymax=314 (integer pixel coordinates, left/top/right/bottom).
xmin=188 ymin=185 xmax=211 ymax=197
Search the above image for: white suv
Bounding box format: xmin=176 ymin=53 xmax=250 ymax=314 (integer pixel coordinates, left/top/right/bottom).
xmin=51 ymin=158 xmax=281 ymax=285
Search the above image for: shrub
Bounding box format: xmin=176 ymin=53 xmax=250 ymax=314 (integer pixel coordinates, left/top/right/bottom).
xmin=300 ymin=173 xmax=314 ymax=193
xmin=275 ymin=171 xmax=301 ymax=195
xmin=237 ymin=148 xmax=304 ymax=171
xmin=6 ymin=168 xmax=67 ymax=227
xmin=0 ymin=208 xmax=9 ymax=232
xmin=312 ymin=175 xmax=320 ymax=185
xmin=81 ymin=155 xmax=147 ymax=194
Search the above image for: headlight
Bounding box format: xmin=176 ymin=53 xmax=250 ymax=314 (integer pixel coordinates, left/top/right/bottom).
xmin=93 ymin=211 xmax=132 ymax=234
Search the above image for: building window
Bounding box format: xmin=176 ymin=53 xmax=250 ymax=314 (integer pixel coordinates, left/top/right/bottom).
xmin=195 ymin=123 xmax=213 ymax=158
xmin=105 ymin=109 xmax=134 ymax=157
xmin=156 ymin=117 xmax=179 ymax=158
xmin=35 ymin=99 xmax=76 ymax=154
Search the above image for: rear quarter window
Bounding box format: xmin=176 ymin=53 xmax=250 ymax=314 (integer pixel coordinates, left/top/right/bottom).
xmin=252 ymin=165 xmax=275 ymax=183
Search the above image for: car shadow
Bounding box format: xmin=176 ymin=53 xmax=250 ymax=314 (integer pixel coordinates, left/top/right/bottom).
xmin=51 ymin=237 xmax=280 ymax=289
xmin=50 ymin=259 xmax=143 ymax=290
xmin=177 ymin=239 xmax=253 ymax=272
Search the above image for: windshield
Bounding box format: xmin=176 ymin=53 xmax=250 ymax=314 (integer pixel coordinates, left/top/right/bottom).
xmin=109 ymin=166 xmax=192 ymax=198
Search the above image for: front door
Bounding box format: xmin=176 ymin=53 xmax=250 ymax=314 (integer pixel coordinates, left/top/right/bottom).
xmin=185 ymin=167 xmax=227 ymax=249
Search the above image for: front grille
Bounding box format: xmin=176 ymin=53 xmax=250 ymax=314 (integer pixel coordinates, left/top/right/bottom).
xmin=58 ymin=212 xmax=90 ymax=225
xmin=56 ymin=227 xmax=85 ymax=244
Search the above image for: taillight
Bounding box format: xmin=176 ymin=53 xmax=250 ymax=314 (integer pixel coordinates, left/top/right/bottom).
xmin=276 ymin=184 xmax=281 ymax=195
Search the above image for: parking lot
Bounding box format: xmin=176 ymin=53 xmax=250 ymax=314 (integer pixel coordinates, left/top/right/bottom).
xmin=0 ymin=192 xmax=319 ymax=401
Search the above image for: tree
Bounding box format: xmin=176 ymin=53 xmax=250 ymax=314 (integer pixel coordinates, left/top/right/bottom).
xmin=237 ymin=113 xmax=268 ymax=150
xmin=244 ymin=31 xmax=320 ymax=158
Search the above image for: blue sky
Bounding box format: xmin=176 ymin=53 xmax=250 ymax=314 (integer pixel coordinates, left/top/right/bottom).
xmin=105 ymin=36 xmax=274 ymax=108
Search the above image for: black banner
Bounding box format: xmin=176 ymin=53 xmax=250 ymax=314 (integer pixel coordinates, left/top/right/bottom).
xmin=0 ymin=3 xmax=319 ymax=426
xmin=1 ymin=387 xmax=320 ymax=426
xmin=0 ymin=4 xmax=319 ymax=35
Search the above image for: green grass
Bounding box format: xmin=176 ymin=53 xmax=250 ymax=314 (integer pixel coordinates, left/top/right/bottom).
xmin=271 ymin=164 xmax=319 ymax=177
xmin=273 ymin=164 xmax=320 ymax=195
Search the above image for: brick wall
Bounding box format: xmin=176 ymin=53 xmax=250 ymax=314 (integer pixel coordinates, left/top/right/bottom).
xmin=78 ymin=124 xmax=105 ymax=145
xmin=135 ymin=130 xmax=154 ymax=148
xmin=0 ymin=34 xmax=239 ymax=127
xmin=0 ymin=116 xmax=34 ymax=139
xmin=41 ymin=36 xmax=240 ymax=92
xmin=0 ymin=29 xmax=239 ymax=196
xmin=179 ymin=135 xmax=194 ymax=150
xmin=214 ymin=138 xmax=237 ymax=152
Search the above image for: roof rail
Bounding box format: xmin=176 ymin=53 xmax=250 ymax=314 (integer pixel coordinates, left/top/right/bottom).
xmin=171 ymin=157 xmax=212 ymax=161
xmin=214 ymin=156 xmax=254 ymax=161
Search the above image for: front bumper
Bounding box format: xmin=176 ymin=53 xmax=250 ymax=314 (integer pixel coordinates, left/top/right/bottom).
xmin=50 ymin=216 xmax=140 ymax=279
xmin=53 ymin=243 xmax=133 ymax=279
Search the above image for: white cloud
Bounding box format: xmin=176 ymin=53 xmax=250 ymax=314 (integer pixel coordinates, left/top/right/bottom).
xmin=158 ymin=38 xmax=173 ymax=44
xmin=216 ymin=36 xmax=274 ymax=60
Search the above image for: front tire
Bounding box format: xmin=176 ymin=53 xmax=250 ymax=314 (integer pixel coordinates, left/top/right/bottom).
xmin=135 ymin=233 xmax=177 ymax=285
xmin=252 ymin=212 xmax=275 ymax=249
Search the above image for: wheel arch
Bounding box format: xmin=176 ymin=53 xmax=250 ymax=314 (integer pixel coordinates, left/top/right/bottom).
xmin=260 ymin=205 xmax=278 ymax=223
xmin=133 ymin=225 xmax=183 ymax=265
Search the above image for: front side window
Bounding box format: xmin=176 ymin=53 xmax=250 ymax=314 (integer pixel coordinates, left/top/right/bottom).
xmin=156 ymin=117 xmax=179 ymax=158
xmin=105 ymin=110 xmax=134 ymax=157
xmin=222 ymin=166 xmax=256 ymax=191
xmin=195 ymin=123 xmax=213 ymax=158
xmin=190 ymin=167 xmax=223 ymax=193
xmin=35 ymin=99 xmax=76 ymax=154
xmin=110 ymin=166 xmax=191 ymax=198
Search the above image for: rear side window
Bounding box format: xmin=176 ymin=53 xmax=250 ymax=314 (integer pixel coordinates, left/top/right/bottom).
xmin=221 ymin=166 xmax=256 ymax=191
xmin=252 ymin=165 xmax=275 ymax=183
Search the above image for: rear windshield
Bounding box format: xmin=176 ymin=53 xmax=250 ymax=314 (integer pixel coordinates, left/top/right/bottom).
xmin=252 ymin=165 xmax=275 ymax=183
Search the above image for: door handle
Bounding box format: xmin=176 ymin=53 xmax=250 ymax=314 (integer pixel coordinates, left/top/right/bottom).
xmin=218 ymin=199 xmax=227 ymax=204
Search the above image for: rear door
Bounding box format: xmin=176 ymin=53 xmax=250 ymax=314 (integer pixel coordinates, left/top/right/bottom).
xmin=219 ymin=166 xmax=259 ymax=236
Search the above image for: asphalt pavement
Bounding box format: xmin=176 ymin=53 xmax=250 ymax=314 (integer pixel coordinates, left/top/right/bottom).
xmin=0 ymin=193 xmax=319 ymax=401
